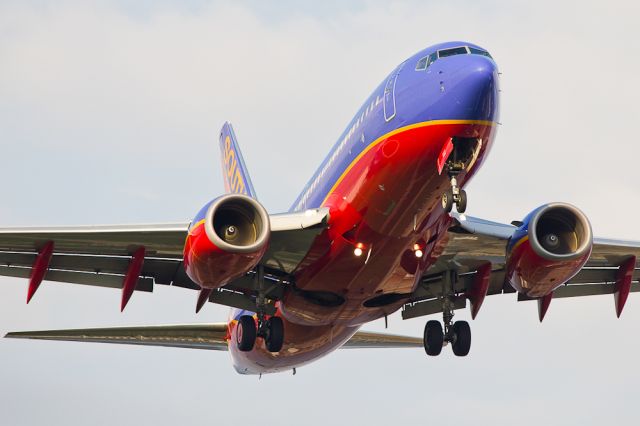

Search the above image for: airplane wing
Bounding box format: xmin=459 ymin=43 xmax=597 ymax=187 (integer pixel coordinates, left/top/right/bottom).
xmin=402 ymin=213 xmax=640 ymax=321
xmin=5 ymin=324 xmax=422 ymax=350
xmin=0 ymin=208 xmax=330 ymax=312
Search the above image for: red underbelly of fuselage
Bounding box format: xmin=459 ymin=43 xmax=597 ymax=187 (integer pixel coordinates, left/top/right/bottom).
xmin=231 ymin=121 xmax=496 ymax=374
xmin=281 ymin=121 xmax=496 ymax=326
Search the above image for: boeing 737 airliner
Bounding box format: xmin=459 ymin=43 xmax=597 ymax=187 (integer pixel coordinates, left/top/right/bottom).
xmin=2 ymin=41 xmax=639 ymax=375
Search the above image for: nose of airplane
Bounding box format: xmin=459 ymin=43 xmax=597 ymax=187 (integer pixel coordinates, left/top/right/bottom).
xmin=444 ymin=55 xmax=499 ymax=122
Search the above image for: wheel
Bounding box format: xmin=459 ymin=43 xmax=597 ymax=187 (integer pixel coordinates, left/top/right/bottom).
xmin=265 ymin=316 xmax=284 ymax=353
xmin=451 ymin=321 xmax=471 ymax=356
xmin=456 ymin=190 xmax=467 ymax=214
xmin=441 ymin=190 xmax=454 ymax=213
xmin=423 ymin=320 xmax=444 ymax=356
xmin=236 ymin=315 xmax=257 ymax=352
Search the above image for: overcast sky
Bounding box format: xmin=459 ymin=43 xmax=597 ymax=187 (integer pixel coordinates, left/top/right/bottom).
xmin=1 ymin=1 xmax=640 ymax=425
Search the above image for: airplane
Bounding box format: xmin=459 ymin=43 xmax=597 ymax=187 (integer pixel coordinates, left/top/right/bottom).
xmin=3 ymin=41 xmax=640 ymax=375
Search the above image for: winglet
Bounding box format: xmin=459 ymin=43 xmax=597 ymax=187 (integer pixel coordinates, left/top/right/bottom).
xmin=219 ymin=122 xmax=257 ymax=198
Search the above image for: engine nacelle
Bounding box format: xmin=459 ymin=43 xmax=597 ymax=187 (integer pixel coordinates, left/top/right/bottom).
xmin=505 ymin=203 xmax=592 ymax=297
xmin=183 ymin=194 xmax=270 ymax=289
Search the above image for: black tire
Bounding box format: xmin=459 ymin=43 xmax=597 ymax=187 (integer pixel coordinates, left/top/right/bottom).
xmin=441 ymin=190 xmax=454 ymax=213
xmin=451 ymin=321 xmax=471 ymax=357
xmin=265 ymin=316 xmax=284 ymax=353
xmin=236 ymin=315 xmax=257 ymax=352
xmin=456 ymin=190 xmax=467 ymax=214
xmin=423 ymin=320 xmax=444 ymax=356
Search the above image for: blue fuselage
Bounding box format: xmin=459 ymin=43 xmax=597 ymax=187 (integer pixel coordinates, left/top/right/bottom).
xmin=291 ymin=41 xmax=499 ymax=212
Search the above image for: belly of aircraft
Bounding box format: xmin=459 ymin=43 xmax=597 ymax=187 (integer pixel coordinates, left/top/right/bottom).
xmin=280 ymin=121 xmax=496 ymax=327
xmin=229 ymin=121 xmax=496 ymax=375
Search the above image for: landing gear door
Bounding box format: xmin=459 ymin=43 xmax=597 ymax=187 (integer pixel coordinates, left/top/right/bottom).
xmin=383 ymin=68 xmax=400 ymax=122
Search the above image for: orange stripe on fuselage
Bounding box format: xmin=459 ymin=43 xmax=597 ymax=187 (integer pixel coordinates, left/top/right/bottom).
xmin=320 ymin=119 xmax=496 ymax=206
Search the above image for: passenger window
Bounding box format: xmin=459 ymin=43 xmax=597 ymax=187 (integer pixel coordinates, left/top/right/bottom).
xmin=415 ymin=56 xmax=428 ymax=71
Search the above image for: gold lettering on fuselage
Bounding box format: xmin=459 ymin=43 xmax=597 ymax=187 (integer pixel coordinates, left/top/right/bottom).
xmin=224 ymin=135 xmax=246 ymax=195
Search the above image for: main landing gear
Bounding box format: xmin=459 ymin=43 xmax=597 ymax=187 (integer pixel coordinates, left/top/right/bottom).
xmin=423 ymin=270 xmax=471 ymax=357
xmin=236 ymin=314 xmax=284 ymax=353
xmin=423 ymin=317 xmax=471 ymax=357
xmin=236 ymin=265 xmax=285 ymax=353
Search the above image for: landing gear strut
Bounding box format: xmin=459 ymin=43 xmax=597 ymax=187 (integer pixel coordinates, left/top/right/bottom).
xmin=422 ymin=270 xmax=472 ymax=357
xmin=236 ymin=265 xmax=285 ymax=353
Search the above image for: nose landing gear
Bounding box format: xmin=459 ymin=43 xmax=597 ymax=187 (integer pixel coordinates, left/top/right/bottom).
xmin=441 ymin=175 xmax=467 ymax=214
xmin=440 ymin=136 xmax=480 ymax=214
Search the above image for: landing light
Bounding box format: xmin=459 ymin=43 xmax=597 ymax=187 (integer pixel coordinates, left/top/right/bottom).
xmin=415 ymin=249 xmax=423 ymax=258
xmin=354 ymin=243 xmax=364 ymax=257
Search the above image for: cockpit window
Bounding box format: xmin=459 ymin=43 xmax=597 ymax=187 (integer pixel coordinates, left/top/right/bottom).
xmin=426 ymin=52 xmax=437 ymax=68
xmin=420 ymin=46 xmax=493 ymax=70
xmin=415 ymin=56 xmax=428 ymax=71
xmin=438 ymin=46 xmax=468 ymax=58
xmin=469 ymin=47 xmax=493 ymax=58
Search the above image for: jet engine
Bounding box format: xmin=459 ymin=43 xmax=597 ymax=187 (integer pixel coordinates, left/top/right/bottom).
xmin=505 ymin=203 xmax=592 ymax=297
xmin=183 ymin=194 xmax=270 ymax=289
